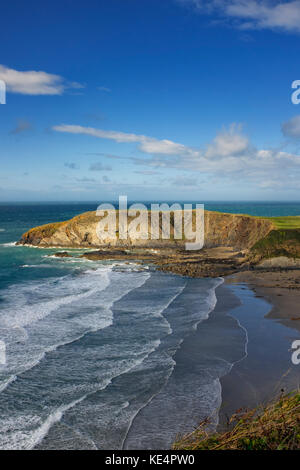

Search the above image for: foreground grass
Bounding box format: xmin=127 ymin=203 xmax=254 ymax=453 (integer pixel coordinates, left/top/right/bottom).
xmin=173 ymin=391 xmax=300 ymax=450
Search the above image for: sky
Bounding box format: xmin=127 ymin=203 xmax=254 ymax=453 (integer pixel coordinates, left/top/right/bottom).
xmin=1 ymin=0 xmax=300 ymax=202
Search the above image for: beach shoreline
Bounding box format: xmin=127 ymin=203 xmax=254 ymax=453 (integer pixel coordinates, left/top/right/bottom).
xmin=227 ymin=269 xmax=300 ymax=332
xmin=216 ymin=271 xmax=300 ymax=431
xmin=3 ymin=235 xmax=300 ymax=447
xmin=117 ymin=271 xmax=300 ymax=448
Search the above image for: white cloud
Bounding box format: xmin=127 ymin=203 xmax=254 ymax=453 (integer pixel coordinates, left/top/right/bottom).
xmin=139 ymin=138 xmax=188 ymax=155
xmin=53 ymin=124 xmax=189 ymax=155
xmin=54 ymin=124 xmax=146 ymax=142
xmin=53 ymin=122 xmax=300 ymax=190
xmin=0 ymin=65 xmax=83 ymax=95
xmin=179 ymin=0 xmax=300 ymax=33
xmin=282 ymin=115 xmax=300 ymax=138
xmin=205 ymin=124 xmax=249 ymax=158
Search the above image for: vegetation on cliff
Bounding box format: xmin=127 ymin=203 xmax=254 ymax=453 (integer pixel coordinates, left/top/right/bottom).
xmin=251 ymin=229 xmax=300 ymax=260
xmin=21 ymin=221 xmax=67 ymax=244
xmin=248 ymin=216 xmax=300 ymax=261
xmin=18 ymin=211 xmax=300 ymax=267
xmin=173 ymin=391 xmax=300 ymax=450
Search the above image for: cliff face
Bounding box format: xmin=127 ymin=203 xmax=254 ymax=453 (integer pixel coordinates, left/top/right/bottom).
xmin=203 ymin=211 xmax=274 ymax=249
xmin=18 ymin=210 xmax=274 ymax=251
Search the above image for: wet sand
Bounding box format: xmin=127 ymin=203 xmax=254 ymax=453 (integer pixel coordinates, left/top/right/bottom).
xmin=218 ymin=273 xmax=300 ymax=429
xmin=228 ymin=269 xmax=300 ymax=332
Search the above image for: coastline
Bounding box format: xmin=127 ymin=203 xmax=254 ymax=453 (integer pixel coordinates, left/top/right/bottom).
xmin=4 ymin=233 xmax=300 ymax=447
xmin=227 ymin=269 xmax=300 ymax=333
xmin=123 ymin=273 xmax=300 ymax=448
xmin=217 ymin=272 xmax=300 ymax=430
xmin=13 ymin=244 xmax=300 ymax=435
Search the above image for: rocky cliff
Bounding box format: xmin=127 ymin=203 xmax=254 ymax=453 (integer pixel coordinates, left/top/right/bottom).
xmin=18 ymin=210 xmax=274 ymax=251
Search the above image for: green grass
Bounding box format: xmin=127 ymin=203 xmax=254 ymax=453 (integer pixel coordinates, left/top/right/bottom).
xmin=173 ymin=391 xmax=300 ymax=450
xmin=245 ymin=216 xmax=300 ymax=260
xmin=205 ymin=212 xmax=300 ymax=230
xmin=262 ymin=216 xmax=300 ymax=230
xmin=251 ymin=229 xmax=300 ymax=259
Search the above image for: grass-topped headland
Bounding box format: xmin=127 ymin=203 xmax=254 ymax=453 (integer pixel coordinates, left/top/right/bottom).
xmin=18 ymin=209 xmax=274 ymax=250
xmin=173 ymin=391 xmax=300 ymax=450
xmin=17 ymin=209 xmax=300 ymax=274
xmin=250 ymin=214 xmax=300 ymax=260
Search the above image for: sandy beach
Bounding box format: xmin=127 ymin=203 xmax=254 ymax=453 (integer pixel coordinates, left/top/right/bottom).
xmin=229 ymin=269 xmax=300 ymax=332
xmin=216 ymin=270 xmax=300 ymax=430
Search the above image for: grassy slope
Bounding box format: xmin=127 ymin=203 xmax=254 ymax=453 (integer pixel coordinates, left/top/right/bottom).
xmin=173 ymin=391 xmax=300 ymax=450
xmin=263 ymin=216 xmax=300 ymax=230
xmin=250 ymin=216 xmax=300 ymax=260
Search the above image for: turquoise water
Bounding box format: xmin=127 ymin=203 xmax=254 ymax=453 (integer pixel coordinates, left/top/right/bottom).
xmin=0 ymin=202 xmax=299 ymax=450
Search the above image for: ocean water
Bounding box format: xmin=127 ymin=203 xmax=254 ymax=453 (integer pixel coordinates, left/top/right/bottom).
xmin=0 ymin=202 xmax=298 ymax=450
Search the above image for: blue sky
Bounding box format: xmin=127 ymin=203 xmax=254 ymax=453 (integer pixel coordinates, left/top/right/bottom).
xmin=1 ymin=0 xmax=300 ymax=201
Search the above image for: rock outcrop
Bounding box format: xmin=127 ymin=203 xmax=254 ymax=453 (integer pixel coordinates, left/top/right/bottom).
xmin=18 ymin=210 xmax=274 ymax=251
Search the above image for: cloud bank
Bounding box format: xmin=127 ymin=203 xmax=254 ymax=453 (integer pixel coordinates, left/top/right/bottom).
xmin=53 ymin=123 xmax=300 ymax=190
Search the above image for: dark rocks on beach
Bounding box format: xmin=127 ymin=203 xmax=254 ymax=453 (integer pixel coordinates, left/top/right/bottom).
xmin=80 ymin=250 xmax=132 ymax=261
xmin=80 ymin=248 xmax=245 ymax=278
xmin=52 ymin=252 xmax=72 ymax=258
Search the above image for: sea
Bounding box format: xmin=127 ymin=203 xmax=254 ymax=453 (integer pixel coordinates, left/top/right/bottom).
xmin=0 ymin=201 xmax=299 ymax=450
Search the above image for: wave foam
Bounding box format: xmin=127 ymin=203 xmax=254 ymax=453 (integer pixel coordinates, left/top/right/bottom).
xmin=0 ymin=242 xmax=17 ymax=247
